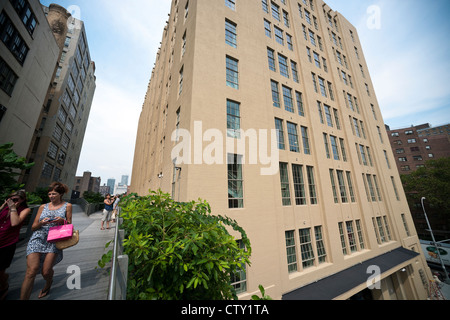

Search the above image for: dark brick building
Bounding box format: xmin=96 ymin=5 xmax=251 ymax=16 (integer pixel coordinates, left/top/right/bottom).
xmin=386 ymin=123 xmax=450 ymax=240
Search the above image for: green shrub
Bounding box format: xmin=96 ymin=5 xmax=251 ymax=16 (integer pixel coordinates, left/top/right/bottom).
xmin=120 ymin=190 xmax=251 ymax=300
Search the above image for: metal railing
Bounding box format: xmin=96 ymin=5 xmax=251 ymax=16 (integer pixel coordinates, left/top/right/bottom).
xmin=108 ymin=209 xmax=129 ymax=300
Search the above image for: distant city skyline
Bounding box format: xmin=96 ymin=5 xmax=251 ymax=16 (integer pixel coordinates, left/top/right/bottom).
xmin=39 ymin=0 xmax=450 ymax=186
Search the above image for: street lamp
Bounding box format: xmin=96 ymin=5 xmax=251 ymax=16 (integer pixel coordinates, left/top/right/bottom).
xmin=421 ymin=197 xmax=450 ymax=284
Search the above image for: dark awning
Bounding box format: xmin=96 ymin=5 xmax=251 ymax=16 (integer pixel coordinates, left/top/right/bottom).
xmin=282 ymin=247 xmax=419 ymax=300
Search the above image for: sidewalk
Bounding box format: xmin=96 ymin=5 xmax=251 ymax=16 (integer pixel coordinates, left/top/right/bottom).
xmin=5 ymin=205 xmax=115 ymax=300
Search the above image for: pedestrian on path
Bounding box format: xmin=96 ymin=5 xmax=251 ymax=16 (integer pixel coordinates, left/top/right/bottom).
xmin=101 ymin=194 xmax=113 ymax=230
xmin=112 ymin=195 xmax=120 ymax=223
xmin=20 ymin=182 xmax=72 ymax=300
xmin=0 ymin=191 xmax=31 ymax=300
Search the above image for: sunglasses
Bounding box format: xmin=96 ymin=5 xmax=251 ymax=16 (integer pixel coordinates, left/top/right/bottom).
xmin=11 ymin=198 xmax=20 ymax=203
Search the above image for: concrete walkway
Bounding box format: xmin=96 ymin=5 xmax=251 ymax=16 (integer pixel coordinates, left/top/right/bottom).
xmin=5 ymin=204 xmax=115 ymax=300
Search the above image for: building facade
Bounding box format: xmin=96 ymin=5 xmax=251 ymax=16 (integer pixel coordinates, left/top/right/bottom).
xmin=387 ymin=123 xmax=450 ymax=240
xmin=387 ymin=123 xmax=450 ymax=174
xmin=131 ymin=0 xmax=433 ymax=300
xmin=20 ymin=4 xmax=96 ymax=195
xmin=73 ymin=170 xmax=101 ymax=198
xmin=0 ymin=0 xmax=60 ymax=158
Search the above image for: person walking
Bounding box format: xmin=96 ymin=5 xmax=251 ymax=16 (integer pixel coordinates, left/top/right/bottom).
xmin=101 ymin=194 xmax=113 ymax=230
xmin=20 ymin=182 xmax=72 ymax=300
xmin=0 ymin=191 xmax=31 ymax=300
xmin=112 ymin=195 xmax=120 ymax=223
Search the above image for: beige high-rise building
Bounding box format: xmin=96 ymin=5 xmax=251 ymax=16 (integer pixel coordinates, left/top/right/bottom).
xmin=131 ymin=0 xmax=434 ymax=300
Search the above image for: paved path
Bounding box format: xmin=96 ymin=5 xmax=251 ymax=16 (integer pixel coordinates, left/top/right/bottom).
xmin=5 ymin=204 xmax=115 ymax=300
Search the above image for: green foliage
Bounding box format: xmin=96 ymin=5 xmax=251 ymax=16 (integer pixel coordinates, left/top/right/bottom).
xmin=119 ymin=190 xmax=251 ymax=300
xmin=28 ymin=187 xmax=49 ymax=205
xmin=0 ymin=143 xmax=34 ymax=201
xmin=251 ymin=285 xmax=272 ymax=300
xmin=83 ymin=191 xmax=104 ymax=203
xmin=97 ymin=240 xmax=113 ymax=269
xmin=401 ymin=157 xmax=450 ymax=214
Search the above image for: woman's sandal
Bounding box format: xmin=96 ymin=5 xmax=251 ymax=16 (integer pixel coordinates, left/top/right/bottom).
xmin=38 ymin=281 xmax=52 ymax=299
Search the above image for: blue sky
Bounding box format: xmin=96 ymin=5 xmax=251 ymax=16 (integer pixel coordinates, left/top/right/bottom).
xmin=39 ymin=0 xmax=450 ymax=184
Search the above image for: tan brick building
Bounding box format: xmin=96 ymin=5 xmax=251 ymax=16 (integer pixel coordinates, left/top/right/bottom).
xmin=131 ymin=0 xmax=433 ymax=300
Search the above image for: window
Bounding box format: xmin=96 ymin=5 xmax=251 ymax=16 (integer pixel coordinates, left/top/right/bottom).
xmin=296 ymin=91 xmax=304 ymax=116
xmin=279 ymin=162 xmax=291 ymax=206
xmin=401 ymin=214 xmax=411 ymax=236
xmin=0 ymin=12 xmax=29 ymax=64
xmin=365 ymin=174 xmax=375 ymax=201
xmin=311 ymin=73 xmax=318 ymax=92
xmin=301 ymin=126 xmax=310 ymax=154
xmin=292 ymin=164 xmax=306 ymax=205
xmin=306 ymin=166 xmax=317 ymax=204
xmin=226 ymin=56 xmax=239 ymax=89
xmin=271 ymin=2 xmax=280 ymax=21
xmin=285 ymin=231 xmax=298 ymax=273
xmin=0 ymin=57 xmax=18 ymax=96
xmin=299 ymin=229 xmax=315 ymax=268
xmin=273 ymin=26 xmax=284 ymax=46
xmin=376 ymin=217 xmax=387 ymax=243
xmin=287 ymin=122 xmax=300 ymax=153
xmin=346 ymin=171 xmax=355 ymax=202
xmin=323 ymin=133 xmax=330 ymax=159
xmin=48 ymin=142 xmax=58 ymax=160
xmin=330 ymin=136 xmax=340 ymax=160
xmin=329 ymin=169 xmax=338 ymax=203
xmin=42 ymin=162 xmax=54 ymax=178
xmin=0 ymin=104 xmax=6 ymax=123
xmin=337 ymin=170 xmax=348 ymax=203
xmin=315 ymin=226 xmax=327 ymax=263
xmin=291 ymin=61 xmax=299 ymax=82
xmin=283 ymin=10 xmax=290 ymax=28
xmin=264 ymin=19 xmax=271 ymax=38
xmin=267 ymin=47 xmax=276 ymax=71
xmin=53 ymin=125 xmax=63 ymax=141
xmin=262 ymin=0 xmax=269 ymax=13
xmin=278 ymin=54 xmax=289 ymax=78
xmin=10 ymin=0 xmax=38 ymax=36
xmin=227 ymin=100 xmax=240 ymax=138
xmin=179 ymin=66 xmax=184 ymax=94
xmin=275 ymin=118 xmax=285 ymax=150
xmin=339 ymin=222 xmax=347 ymax=255
xmin=230 ymin=240 xmax=247 ymax=293
xmin=318 ymin=77 xmax=327 ymax=97
xmin=356 ymin=220 xmax=365 ymax=249
xmin=271 ymin=80 xmax=280 ymax=108
xmin=346 ymin=221 xmax=357 ymax=252
xmin=286 ymin=33 xmax=293 ymax=50
xmin=282 ymin=85 xmax=294 ymax=113
xmin=225 ymin=0 xmax=235 ymax=10
xmin=339 ymin=138 xmax=347 ymax=161
xmin=227 ymin=154 xmax=243 ymax=208
xmin=324 ymin=105 xmax=333 ymax=127
xmin=225 ymin=19 xmax=237 ymax=48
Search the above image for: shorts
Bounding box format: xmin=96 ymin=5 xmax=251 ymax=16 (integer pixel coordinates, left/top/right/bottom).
xmin=0 ymin=243 xmax=17 ymax=270
xmin=102 ymin=210 xmax=112 ymax=222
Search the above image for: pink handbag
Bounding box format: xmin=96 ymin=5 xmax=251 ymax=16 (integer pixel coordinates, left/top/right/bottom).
xmin=47 ymin=220 xmax=74 ymax=243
